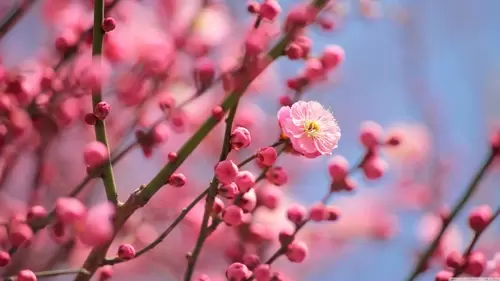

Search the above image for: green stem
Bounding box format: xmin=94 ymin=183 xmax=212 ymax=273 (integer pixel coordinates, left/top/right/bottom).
xmin=91 ymin=0 xmax=118 ymax=205
xmin=404 ymin=150 xmax=496 ymax=281
xmin=73 ymin=8 xmax=307 ymax=280
xmin=184 ymin=102 xmax=240 ymax=281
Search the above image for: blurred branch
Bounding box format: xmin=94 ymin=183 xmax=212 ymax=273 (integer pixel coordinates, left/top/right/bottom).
xmin=0 ymin=0 xmax=37 ymax=42
xmin=404 ymin=149 xmax=497 ymax=281
xmin=2 ymin=268 xmax=88 ymax=281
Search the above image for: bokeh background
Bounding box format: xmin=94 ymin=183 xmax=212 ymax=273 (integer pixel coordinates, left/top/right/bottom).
xmin=1 ymin=0 xmax=500 ymax=280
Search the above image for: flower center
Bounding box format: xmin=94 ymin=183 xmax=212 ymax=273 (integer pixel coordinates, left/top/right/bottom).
xmin=304 ymin=120 xmax=320 ymax=137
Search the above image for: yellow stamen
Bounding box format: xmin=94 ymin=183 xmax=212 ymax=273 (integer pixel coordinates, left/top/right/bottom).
xmin=304 ymin=120 xmax=320 ymax=137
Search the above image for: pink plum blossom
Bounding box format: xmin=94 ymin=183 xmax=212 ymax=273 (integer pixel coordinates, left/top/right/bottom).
xmin=278 ymin=101 xmax=341 ymax=158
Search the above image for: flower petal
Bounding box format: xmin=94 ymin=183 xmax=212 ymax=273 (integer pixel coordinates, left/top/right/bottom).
xmin=297 ymin=136 xmax=317 ymax=153
xmin=314 ymin=132 xmax=339 ymax=154
xmin=284 ymin=118 xmax=304 ymax=137
xmin=290 ymin=137 xmax=307 ymax=154
xmin=277 ymin=106 xmax=291 ymax=127
xmin=290 ymin=101 xmax=309 ymax=125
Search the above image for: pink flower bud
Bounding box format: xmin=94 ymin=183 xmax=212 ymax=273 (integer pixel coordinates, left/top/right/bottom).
xmin=259 ymin=0 xmax=281 ymax=21
xmin=230 ymin=127 xmax=251 ymax=150
xmin=55 ymin=29 xmax=78 ymax=54
xmin=27 ymin=205 xmax=47 ymax=222
xmin=225 ymin=262 xmax=251 ymax=281
xmin=242 ymin=254 xmax=260 ymax=270
xmin=285 ymin=43 xmax=303 ymax=60
xmin=222 ymin=205 xmax=244 ymax=226
xmin=435 ymin=270 xmax=452 ymax=281
xmin=287 ymin=204 xmax=306 ymax=225
xmin=491 ymin=130 xmax=500 ymax=153
xmin=98 ymin=265 xmax=113 ymax=281
xmin=55 ymin=197 xmax=87 ymax=224
xmin=17 ymin=269 xmax=37 ymax=281
xmin=0 ymin=251 xmax=10 ymax=267
xmin=286 ymin=240 xmax=308 ymax=263
xmin=212 ymin=106 xmax=225 ymax=122
xmin=317 ymin=17 xmax=335 ymax=30
xmin=303 ymin=58 xmax=325 ymax=81
xmin=9 ymin=221 xmax=33 ymax=247
xmin=257 ymin=147 xmax=278 ymax=166
xmin=465 ymin=251 xmax=486 ymax=277
xmin=83 ymin=141 xmax=109 ymax=168
xmin=212 ymin=197 xmax=225 ymax=215
xmin=102 ymin=17 xmax=116 ymax=32
xmin=245 ymin=32 xmax=268 ymax=56
xmin=326 ymin=206 xmax=340 ymax=221
xmin=309 ymin=203 xmax=326 ymax=222
xmin=158 ymin=94 xmax=175 ymax=111
xmin=238 ymin=189 xmax=257 ymax=212
xmin=214 ymin=160 xmax=239 ymax=184
xmin=152 ymin=123 xmax=169 ymax=144
xmin=234 ymin=171 xmax=256 ymax=193
xmin=248 ymin=1 xmax=260 ymax=13
xmin=294 ymin=36 xmax=312 ymax=58
xmin=170 ymin=110 xmax=186 ymax=132
xmin=445 ymin=250 xmax=464 ymax=269
xmin=320 ymin=45 xmax=345 ymax=70
xmin=194 ymin=58 xmax=215 ymax=90
xmin=259 ymin=186 xmax=282 ymax=209
xmin=279 ymin=95 xmax=293 ymax=106
xmin=279 ymin=228 xmax=294 ymax=245
xmin=362 ymin=157 xmax=387 ymax=180
xmin=168 ymin=173 xmax=187 ymax=187
xmin=219 ymin=182 xmax=239 ymax=199
xmin=284 ymin=7 xmax=309 ymax=30
xmin=39 ymin=68 xmax=55 ymax=91
xmin=84 ymin=113 xmax=97 ymax=125
xmin=78 ymin=202 xmax=115 ymax=247
xmin=360 ymin=121 xmax=383 ymax=149
xmin=266 ymin=166 xmax=288 ymax=186
xmin=287 ymin=77 xmax=303 ymax=91
xmin=285 ymin=42 xmax=304 ymax=60
xmin=167 ymin=152 xmax=178 ymax=162
xmin=195 ymin=274 xmax=211 ymax=281
xmin=118 ymin=243 xmax=136 ymax=260
xmin=328 ymin=155 xmax=349 ymax=180
xmin=94 ymin=101 xmax=111 ymax=120
xmin=254 ymin=264 xmax=272 ymax=281
xmin=468 ymin=205 xmax=492 ymax=232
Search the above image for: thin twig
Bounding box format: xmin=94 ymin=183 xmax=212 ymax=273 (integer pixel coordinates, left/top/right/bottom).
xmin=0 ymin=0 xmax=37 ymax=42
xmin=452 ymin=207 xmax=500 ymax=277
xmin=2 ymin=268 xmax=89 ymax=281
xmin=184 ymin=101 xmax=241 ymax=281
xmin=404 ymin=150 xmax=497 ymax=281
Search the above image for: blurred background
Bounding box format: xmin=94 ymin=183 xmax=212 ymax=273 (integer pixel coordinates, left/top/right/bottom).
xmin=1 ymin=0 xmax=499 ymax=280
